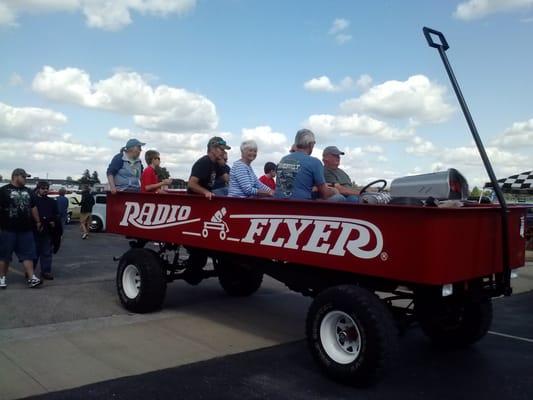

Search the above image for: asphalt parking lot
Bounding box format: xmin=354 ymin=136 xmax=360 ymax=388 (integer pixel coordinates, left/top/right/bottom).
xmin=1 ymin=224 xmax=532 ymax=400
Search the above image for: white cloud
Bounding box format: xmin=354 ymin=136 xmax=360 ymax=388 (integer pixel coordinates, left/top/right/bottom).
xmin=8 ymin=73 xmax=23 ymax=86
xmin=428 ymin=145 xmax=530 ymax=188
xmin=107 ymin=127 xmax=215 ymax=152
xmin=305 ymin=113 xmax=413 ymax=141
xmin=363 ymin=145 xmax=384 ymax=153
xmin=241 ymin=126 xmax=289 ymax=153
xmin=33 ymin=66 xmax=218 ymax=132
xmin=335 ymin=33 xmax=352 ymax=44
xmin=303 ymin=76 xmax=336 ymax=92
xmin=329 ymin=18 xmax=349 ymax=34
xmin=454 ymin=0 xmax=533 ymax=20
xmin=303 ymin=74 xmax=372 ymax=93
xmin=0 ymin=102 xmax=67 ymax=140
xmin=405 ymin=136 xmax=437 ymax=156
xmin=341 ymin=75 xmax=454 ymax=124
xmin=491 ymin=118 xmax=533 ymax=147
xmin=0 ymin=0 xmax=196 ymax=30
xmin=356 ymin=74 xmax=373 ymax=91
xmin=0 ymin=138 xmax=112 ymax=180
xmin=328 ymin=18 xmax=352 ymax=45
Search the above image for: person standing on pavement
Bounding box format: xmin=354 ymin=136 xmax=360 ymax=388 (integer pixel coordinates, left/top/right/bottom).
xmin=56 ymin=187 xmax=69 ymax=227
xmin=107 ymin=138 xmax=145 ymax=194
xmin=79 ymin=185 xmax=95 ymax=240
xmin=33 ymin=181 xmax=60 ymax=280
xmin=0 ymin=168 xmax=42 ymax=288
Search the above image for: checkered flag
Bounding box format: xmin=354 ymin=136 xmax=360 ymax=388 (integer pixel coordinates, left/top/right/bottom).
xmin=484 ymin=171 xmax=533 ymax=192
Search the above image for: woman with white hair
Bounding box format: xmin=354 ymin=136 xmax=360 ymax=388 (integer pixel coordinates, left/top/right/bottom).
xmin=228 ymin=140 xmax=274 ymax=198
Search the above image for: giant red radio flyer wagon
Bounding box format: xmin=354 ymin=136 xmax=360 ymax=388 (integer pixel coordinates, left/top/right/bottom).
xmin=106 ymin=28 xmax=529 ymax=386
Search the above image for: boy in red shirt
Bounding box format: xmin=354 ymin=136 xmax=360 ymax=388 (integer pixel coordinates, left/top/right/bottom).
xmin=141 ymin=150 xmax=172 ymax=193
xmin=259 ymin=162 xmax=276 ymax=191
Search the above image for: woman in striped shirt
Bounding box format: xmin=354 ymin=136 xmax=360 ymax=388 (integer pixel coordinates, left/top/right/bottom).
xmin=228 ymin=140 xmax=274 ymax=198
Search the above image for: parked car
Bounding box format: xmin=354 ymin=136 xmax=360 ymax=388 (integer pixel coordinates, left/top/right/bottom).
xmin=89 ymin=193 xmax=107 ymax=232
xmin=49 ymin=192 xmax=81 ymax=224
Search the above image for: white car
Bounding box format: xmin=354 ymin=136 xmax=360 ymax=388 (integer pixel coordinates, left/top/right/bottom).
xmin=89 ymin=193 xmax=107 ymax=232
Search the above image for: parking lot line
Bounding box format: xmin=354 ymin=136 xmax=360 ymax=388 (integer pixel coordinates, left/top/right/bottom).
xmin=488 ymin=331 xmax=533 ymax=343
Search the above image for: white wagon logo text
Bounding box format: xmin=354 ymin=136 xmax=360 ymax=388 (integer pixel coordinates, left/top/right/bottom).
xmin=119 ymin=201 xmax=199 ymax=229
xmin=232 ymin=214 xmax=383 ymax=259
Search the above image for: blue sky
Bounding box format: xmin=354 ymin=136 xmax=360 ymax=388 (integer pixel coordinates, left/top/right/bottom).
xmin=0 ymin=0 xmax=532 ymax=188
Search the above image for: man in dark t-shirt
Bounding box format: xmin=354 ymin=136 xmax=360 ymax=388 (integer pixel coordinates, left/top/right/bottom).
xmin=187 ymin=137 xmax=231 ymax=199
xmin=0 ymin=168 xmax=42 ymax=288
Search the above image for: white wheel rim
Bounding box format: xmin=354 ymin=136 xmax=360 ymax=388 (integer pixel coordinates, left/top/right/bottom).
xmin=122 ymin=264 xmax=141 ymax=299
xmin=320 ymin=311 xmax=361 ymax=364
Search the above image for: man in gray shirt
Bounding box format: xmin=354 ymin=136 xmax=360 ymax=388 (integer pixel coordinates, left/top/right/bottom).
xmin=323 ymin=146 xmax=360 ymax=203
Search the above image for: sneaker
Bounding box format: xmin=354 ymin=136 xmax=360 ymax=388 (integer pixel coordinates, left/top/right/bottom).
xmin=42 ymin=272 xmax=54 ymax=280
xmin=0 ymin=276 xmax=6 ymax=289
xmin=27 ymin=276 xmax=42 ymax=288
xmin=82 ymin=233 xmax=88 ymax=240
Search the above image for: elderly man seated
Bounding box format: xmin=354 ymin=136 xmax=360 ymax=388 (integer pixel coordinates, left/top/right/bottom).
xmin=322 ymin=146 xmax=360 ymax=203
xmin=276 ymin=129 xmax=344 ymax=202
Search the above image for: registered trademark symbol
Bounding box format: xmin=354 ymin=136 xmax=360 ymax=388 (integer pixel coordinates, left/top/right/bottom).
xmin=380 ymin=252 xmax=388 ymax=261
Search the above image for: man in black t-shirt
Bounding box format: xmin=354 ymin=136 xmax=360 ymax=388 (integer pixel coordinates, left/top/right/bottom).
xmin=187 ymin=136 xmax=231 ymax=200
xmin=0 ymin=168 xmax=43 ymax=288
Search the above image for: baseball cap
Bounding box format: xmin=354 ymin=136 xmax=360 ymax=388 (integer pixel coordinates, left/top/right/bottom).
xmin=207 ymin=136 xmax=231 ymax=150
xmin=12 ymin=168 xmax=31 ymax=178
xmin=124 ymin=138 xmax=146 ymax=149
xmin=323 ymin=146 xmax=345 ymax=156
xmin=36 ymin=181 xmax=50 ymax=189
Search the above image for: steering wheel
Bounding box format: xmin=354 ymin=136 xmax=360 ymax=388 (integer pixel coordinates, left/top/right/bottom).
xmin=359 ymin=179 xmax=387 ymax=195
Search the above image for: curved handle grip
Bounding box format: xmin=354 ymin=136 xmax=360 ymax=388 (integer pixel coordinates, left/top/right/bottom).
xmin=423 ymin=27 xmax=449 ymax=51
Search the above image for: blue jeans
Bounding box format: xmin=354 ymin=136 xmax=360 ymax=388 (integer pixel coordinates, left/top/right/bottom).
xmin=34 ymin=232 xmax=53 ymax=274
xmin=326 ymin=193 xmax=347 ymax=202
xmin=212 ymin=187 xmax=228 ymax=196
xmin=344 ymin=195 xmax=360 ymax=203
xmin=0 ymin=230 xmax=37 ymax=262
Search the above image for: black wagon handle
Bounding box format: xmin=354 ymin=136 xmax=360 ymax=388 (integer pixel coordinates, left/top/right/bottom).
xmin=423 ymin=27 xmax=449 ymax=51
xmin=423 ymin=26 xmax=512 ymax=297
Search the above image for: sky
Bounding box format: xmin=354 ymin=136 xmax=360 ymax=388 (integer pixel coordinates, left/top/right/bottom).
xmin=0 ymin=0 xmax=532 ymax=189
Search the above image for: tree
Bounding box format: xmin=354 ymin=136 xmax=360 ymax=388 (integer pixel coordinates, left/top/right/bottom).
xmin=78 ymin=169 xmax=92 ymax=185
xmin=0 ymin=174 xmax=3 ymax=181
xmin=66 ymin=176 xmax=73 ymax=182
xmin=155 ymin=166 xmax=170 ymax=180
xmin=91 ymin=171 xmax=100 ymax=184
xmin=470 ymin=186 xmax=481 ymax=198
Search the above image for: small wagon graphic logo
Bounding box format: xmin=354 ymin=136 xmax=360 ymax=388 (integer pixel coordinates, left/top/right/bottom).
xmin=201 ymin=207 xmax=229 ymax=240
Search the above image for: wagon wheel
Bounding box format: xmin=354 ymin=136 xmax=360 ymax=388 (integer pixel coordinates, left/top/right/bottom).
xmin=306 ymin=285 xmax=398 ymax=386
xmin=415 ymin=290 xmax=493 ymax=348
xmin=213 ymin=256 xmax=263 ymax=296
xmin=202 ymin=228 xmax=208 ymax=238
xmin=116 ymin=248 xmax=167 ymax=313
xmin=219 ymin=230 xmax=227 ymax=240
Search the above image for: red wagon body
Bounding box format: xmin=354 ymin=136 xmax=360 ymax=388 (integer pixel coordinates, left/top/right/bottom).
xmin=107 ymin=192 xmax=527 ymax=286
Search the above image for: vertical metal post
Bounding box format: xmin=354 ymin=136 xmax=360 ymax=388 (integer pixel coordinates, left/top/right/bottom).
xmin=423 ymin=27 xmax=511 ymax=296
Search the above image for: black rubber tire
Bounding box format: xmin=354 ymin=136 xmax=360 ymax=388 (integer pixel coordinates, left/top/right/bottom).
xmin=214 ymin=257 xmax=263 ymax=297
xmin=415 ymin=293 xmax=493 ymax=348
xmin=116 ymin=248 xmax=167 ymax=313
xmin=89 ymin=216 xmax=103 ymax=232
xmin=306 ymin=285 xmax=398 ymax=387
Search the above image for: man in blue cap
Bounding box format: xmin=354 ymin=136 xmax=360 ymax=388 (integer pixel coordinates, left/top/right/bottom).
xmin=107 ymin=138 xmax=146 ymax=193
